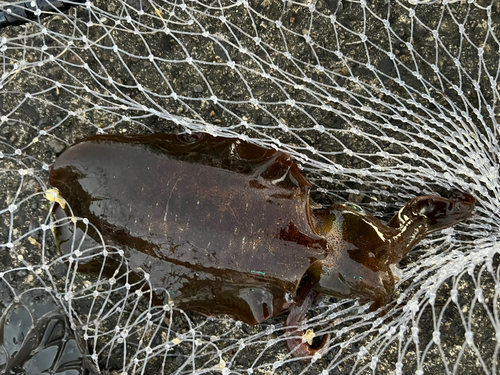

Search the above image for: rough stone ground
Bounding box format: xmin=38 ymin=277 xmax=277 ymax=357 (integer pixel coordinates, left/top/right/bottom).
xmin=0 ymin=0 xmax=498 ymax=374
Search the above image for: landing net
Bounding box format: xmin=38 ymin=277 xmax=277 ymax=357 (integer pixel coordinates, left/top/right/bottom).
xmin=0 ymin=0 xmax=498 ymax=374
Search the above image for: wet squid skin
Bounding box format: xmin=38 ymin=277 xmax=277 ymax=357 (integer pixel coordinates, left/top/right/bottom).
xmin=49 ymin=133 xmax=476 ymax=359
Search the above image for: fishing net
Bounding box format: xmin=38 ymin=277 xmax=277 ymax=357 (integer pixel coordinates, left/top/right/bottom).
xmin=0 ymin=0 xmax=498 ymax=373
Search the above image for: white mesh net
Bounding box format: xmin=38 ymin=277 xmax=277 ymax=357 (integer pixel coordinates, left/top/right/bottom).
xmin=0 ymin=0 xmax=499 ymax=373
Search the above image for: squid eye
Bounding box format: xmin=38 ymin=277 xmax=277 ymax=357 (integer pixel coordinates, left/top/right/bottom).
xmin=344 ymin=203 xmax=364 ymax=213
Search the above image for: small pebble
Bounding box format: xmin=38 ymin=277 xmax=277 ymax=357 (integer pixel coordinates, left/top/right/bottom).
xmin=261 ymin=116 xmax=271 ymax=125
xmin=48 ymin=139 xmax=65 ymax=154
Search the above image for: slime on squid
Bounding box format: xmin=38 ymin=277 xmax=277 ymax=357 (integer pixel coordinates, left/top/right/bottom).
xmin=49 ymin=133 xmax=475 ymax=359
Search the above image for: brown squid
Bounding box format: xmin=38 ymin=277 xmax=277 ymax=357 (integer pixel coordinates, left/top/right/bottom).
xmin=49 ymin=133 xmax=475 ymax=358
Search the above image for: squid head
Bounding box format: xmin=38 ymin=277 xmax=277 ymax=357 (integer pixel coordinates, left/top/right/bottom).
xmin=305 ymin=190 xmax=476 ymax=309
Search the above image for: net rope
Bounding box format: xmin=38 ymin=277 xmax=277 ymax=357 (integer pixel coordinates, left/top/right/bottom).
xmin=0 ymin=0 xmax=499 ymax=373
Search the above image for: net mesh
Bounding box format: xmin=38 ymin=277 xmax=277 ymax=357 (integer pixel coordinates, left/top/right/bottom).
xmin=0 ymin=0 xmax=499 ymax=373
